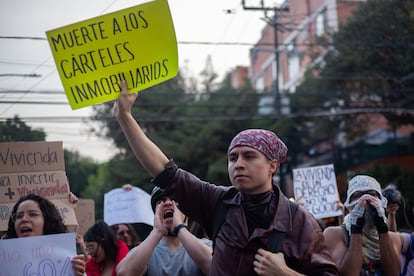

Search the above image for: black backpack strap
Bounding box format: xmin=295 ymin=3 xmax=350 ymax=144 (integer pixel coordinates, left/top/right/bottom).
xmin=212 ymin=200 xmax=228 ymax=252
xmin=266 ymin=201 xmax=298 ymax=253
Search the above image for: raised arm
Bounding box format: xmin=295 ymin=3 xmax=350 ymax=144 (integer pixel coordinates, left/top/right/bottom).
xmin=171 ymin=202 xmax=212 ymax=274
xmin=116 ymin=199 xmax=167 ymax=276
xmin=114 ymin=80 xmax=169 ymax=177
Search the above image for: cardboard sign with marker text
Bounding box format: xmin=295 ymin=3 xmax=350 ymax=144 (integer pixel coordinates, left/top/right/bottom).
xmin=0 ymin=141 xmax=77 ymax=231
xmin=293 ymin=164 xmax=343 ymax=220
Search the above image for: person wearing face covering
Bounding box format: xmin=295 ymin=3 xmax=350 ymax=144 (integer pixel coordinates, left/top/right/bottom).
xmin=323 ymin=175 xmax=403 ymax=275
xmin=114 ymin=80 xmax=338 ymax=275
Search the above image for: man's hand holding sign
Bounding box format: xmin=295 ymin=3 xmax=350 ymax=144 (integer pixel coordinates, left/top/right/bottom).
xmin=46 ymin=0 xmax=178 ymax=109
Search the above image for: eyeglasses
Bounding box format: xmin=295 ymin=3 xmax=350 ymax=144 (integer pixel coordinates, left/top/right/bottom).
xmin=11 ymin=211 xmax=42 ymax=222
xmin=86 ymin=243 xmax=99 ymax=254
xmin=117 ymin=230 xmax=130 ymax=236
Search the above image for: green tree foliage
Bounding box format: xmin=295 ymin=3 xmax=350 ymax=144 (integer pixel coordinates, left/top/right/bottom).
xmin=80 ymin=162 xmax=111 ymax=219
xmin=64 ymin=149 xmax=99 ymax=197
xmin=0 ymin=115 xmax=46 ymax=141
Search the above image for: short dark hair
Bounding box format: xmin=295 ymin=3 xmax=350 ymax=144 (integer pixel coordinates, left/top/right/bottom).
xmin=6 ymin=194 xmax=67 ymax=239
xmin=84 ymin=220 xmax=118 ymax=262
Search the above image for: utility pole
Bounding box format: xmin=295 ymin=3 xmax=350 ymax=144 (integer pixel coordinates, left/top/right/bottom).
xmin=242 ymin=0 xmax=289 ymax=194
xmin=241 ymin=0 xmax=288 ymax=117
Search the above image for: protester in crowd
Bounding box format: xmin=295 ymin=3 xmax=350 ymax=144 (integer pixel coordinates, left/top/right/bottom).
xmin=114 ymin=80 xmax=338 ymax=275
xmin=84 ymin=219 xmax=128 ymax=276
xmin=4 ymin=193 xmax=85 ymax=276
xmin=109 ymin=184 xmax=143 ymax=251
xmin=111 ymin=223 xmax=141 ymax=250
xmin=116 ymin=186 xmax=212 ymax=275
xmin=323 ymin=175 xmax=403 ymax=275
xmin=381 ymin=183 xmax=402 ymax=232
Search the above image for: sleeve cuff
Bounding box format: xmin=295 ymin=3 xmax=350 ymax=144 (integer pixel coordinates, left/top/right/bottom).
xmin=151 ymin=159 xmax=178 ymax=189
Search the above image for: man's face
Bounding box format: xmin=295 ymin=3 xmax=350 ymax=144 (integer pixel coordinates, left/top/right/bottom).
xmin=228 ymin=146 xmax=277 ymax=194
xmin=156 ymin=197 xmax=175 ymax=221
xmin=349 ymin=190 xmax=380 ymax=204
xmin=116 ymin=224 xmax=132 ymax=247
xmin=349 ymin=190 xmax=381 ymax=228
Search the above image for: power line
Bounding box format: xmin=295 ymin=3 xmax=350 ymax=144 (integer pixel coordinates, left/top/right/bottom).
xmin=1 ymin=107 xmax=412 ymax=123
xmin=0 ymin=73 xmax=42 ymax=78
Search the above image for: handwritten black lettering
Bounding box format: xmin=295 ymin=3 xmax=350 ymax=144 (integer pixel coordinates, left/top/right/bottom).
xmin=0 ymin=147 xmax=58 ymax=167
xmin=50 ymin=21 xmax=108 ymax=52
xmin=59 ymin=42 xmax=134 ymax=79
xmin=0 ymin=176 xmax=11 ymax=187
xmin=0 ymin=205 xmax=12 ymax=221
xmin=112 ymin=10 xmax=148 ymax=35
xmin=17 ymin=172 xmax=56 ymax=186
xmin=129 ymin=59 xmax=169 ymax=87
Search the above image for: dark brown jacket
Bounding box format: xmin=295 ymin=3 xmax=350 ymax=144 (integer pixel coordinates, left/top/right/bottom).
xmin=154 ymin=160 xmax=338 ymax=275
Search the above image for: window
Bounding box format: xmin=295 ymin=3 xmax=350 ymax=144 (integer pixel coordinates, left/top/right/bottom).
xmin=316 ymin=9 xmax=327 ymax=36
xmin=255 ymin=76 xmax=264 ymax=93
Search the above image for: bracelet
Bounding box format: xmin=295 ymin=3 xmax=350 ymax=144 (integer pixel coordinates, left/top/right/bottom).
xmin=173 ymin=223 xmax=188 ymax=236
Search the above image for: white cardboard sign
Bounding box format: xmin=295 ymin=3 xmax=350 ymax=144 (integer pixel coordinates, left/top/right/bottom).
xmin=0 ymin=232 xmax=76 ymax=275
xmin=104 ymin=186 xmax=153 ymax=226
xmin=293 ymin=164 xmax=343 ymax=219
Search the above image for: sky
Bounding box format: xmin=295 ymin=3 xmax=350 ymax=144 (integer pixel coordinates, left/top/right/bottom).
xmin=0 ymin=0 xmax=278 ymax=162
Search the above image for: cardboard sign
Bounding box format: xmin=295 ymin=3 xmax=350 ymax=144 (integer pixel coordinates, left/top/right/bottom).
xmin=293 ymin=164 xmax=343 ymax=220
xmin=104 ymin=187 xmax=153 ymax=226
xmin=0 ymin=141 xmax=65 ymax=173
xmin=0 ymin=141 xmax=77 ymax=231
xmin=0 ymin=232 xmax=76 ymax=276
xmin=46 ymin=0 xmax=178 ymax=110
xmin=74 ymin=198 xmax=95 ymax=237
xmin=0 ymin=170 xmax=70 ymax=203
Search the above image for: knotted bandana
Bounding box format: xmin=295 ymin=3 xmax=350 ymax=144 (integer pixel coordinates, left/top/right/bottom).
xmin=228 ymin=129 xmax=288 ymax=163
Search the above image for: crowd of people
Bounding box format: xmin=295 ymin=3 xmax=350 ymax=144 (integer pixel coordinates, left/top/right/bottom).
xmin=1 ymin=79 xmax=413 ymax=275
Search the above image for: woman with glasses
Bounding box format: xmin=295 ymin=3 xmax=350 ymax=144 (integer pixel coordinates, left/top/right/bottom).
xmin=4 ymin=193 xmax=86 ymax=276
xmin=110 ymin=223 xmax=141 ymax=250
xmin=84 ymin=220 xmax=129 ymax=276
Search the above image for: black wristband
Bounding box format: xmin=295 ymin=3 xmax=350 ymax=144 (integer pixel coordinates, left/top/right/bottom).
xmin=173 ymin=223 xmax=188 ymax=236
xmin=351 ymin=216 xmax=364 ymax=234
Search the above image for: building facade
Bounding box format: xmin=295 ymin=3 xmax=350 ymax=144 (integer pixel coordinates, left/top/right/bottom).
xmin=249 ymin=0 xmax=364 ymax=95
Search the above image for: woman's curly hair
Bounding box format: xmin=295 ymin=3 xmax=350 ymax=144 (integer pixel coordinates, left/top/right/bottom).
xmin=6 ymin=194 xmax=67 ymax=238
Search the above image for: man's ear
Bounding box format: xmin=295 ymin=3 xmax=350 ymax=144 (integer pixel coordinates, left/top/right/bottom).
xmin=270 ymin=159 xmax=279 ymax=174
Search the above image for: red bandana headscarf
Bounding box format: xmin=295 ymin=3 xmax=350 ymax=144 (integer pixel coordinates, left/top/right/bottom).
xmin=228 ymin=129 xmax=288 ymax=163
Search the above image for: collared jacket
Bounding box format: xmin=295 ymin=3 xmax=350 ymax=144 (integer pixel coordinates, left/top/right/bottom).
xmin=154 ymin=160 xmax=339 ymax=275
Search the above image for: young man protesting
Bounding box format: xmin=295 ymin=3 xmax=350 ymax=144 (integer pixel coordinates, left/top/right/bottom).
xmin=114 ymin=81 xmax=338 ymax=275
xmin=116 ymin=187 xmax=212 ymax=275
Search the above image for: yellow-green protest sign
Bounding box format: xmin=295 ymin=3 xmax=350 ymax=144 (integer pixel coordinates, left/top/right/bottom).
xmin=46 ymin=0 xmax=178 ymax=110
